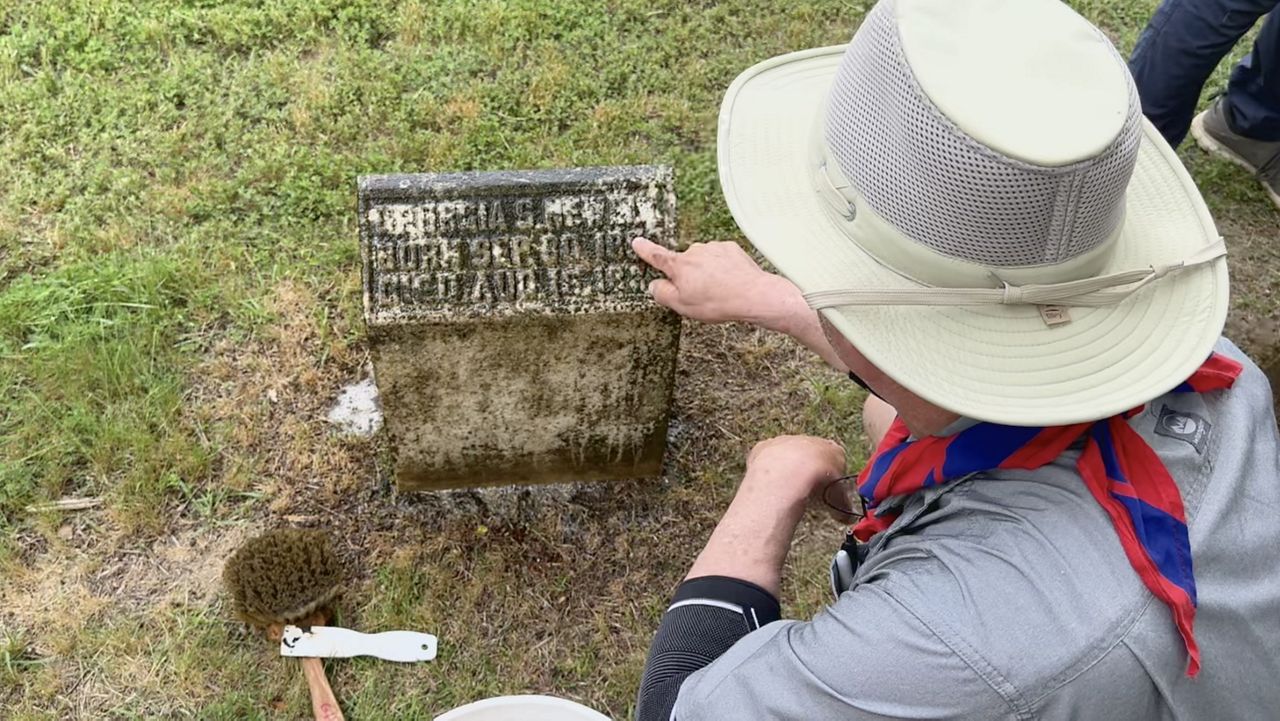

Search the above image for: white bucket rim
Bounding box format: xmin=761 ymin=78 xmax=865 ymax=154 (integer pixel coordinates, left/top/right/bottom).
xmin=434 ymin=694 xmax=612 ymax=721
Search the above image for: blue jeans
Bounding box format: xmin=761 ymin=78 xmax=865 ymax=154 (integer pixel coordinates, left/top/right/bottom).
xmin=1129 ymin=0 xmax=1280 ymax=146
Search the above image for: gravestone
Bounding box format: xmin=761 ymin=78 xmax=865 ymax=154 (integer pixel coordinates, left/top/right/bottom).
xmin=359 ymin=166 xmax=680 ymax=490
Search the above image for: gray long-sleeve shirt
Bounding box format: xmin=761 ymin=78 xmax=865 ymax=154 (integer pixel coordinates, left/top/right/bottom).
xmin=656 ymin=339 xmax=1280 ymax=720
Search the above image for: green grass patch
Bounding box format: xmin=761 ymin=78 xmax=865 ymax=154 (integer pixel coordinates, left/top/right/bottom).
xmin=0 ymin=249 xmax=217 ymax=543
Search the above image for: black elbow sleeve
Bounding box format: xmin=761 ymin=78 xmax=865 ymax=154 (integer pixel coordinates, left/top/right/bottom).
xmin=635 ymin=577 xmax=781 ymax=721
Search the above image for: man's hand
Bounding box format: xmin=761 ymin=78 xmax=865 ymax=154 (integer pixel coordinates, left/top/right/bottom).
xmin=632 ymin=237 xmax=851 ymax=372
xmin=745 ymin=435 xmax=848 ymax=510
xmin=684 ymin=435 xmax=847 ymax=595
xmin=632 ymin=238 xmax=797 ymax=326
xmin=746 ymin=435 xmax=846 ymax=487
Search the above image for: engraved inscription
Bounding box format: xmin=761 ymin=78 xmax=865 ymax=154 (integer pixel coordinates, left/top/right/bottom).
xmin=361 ymin=173 xmax=674 ymax=320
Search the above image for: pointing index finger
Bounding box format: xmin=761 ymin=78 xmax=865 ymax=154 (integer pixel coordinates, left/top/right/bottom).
xmin=631 ymin=237 xmax=678 ymax=277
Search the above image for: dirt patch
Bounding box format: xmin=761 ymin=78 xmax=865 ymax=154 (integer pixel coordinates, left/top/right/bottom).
xmin=187 ymin=280 xmax=370 ymax=496
xmin=1216 ymin=212 xmax=1280 ymax=408
xmin=1221 ymin=214 xmax=1280 ymax=356
xmin=87 ymin=524 xmax=260 ymax=609
xmin=6 ymin=525 xmax=234 ymax=619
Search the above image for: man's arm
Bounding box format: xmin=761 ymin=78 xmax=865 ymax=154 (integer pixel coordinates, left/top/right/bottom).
xmin=666 ymin=581 xmax=1016 ymax=721
xmin=635 ymin=437 xmax=845 ymax=721
xmin=631 ymin=239 xmax=850 ymax=372
xmin=638 ymin=436 xmax=1015 ymax=721
xmin=683 ymin=436 xmax=844 ymax=593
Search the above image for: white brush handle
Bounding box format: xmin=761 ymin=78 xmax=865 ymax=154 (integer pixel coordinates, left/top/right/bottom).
xmin=280 ymin=625 xmax=437 ymax=663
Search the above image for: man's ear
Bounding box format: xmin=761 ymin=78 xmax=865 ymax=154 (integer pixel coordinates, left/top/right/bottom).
xmin=818 ymin=314 xmax=871 ymax=378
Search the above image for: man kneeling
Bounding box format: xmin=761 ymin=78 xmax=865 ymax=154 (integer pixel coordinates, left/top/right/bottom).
xmin=632 ymin=0 xmax=1280 ymax=718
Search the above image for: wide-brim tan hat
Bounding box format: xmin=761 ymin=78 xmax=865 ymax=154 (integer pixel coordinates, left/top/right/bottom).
xmin=718 ymin=0 xmax=1229 ymax=426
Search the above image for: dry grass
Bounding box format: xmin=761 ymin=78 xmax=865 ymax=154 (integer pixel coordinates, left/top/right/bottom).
xmin=2 ymin=316 xmax=865 ymax=718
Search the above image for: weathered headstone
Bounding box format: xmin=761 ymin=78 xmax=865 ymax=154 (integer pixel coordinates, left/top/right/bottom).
xmin=359 ymin=166 xmax=680 ymax=490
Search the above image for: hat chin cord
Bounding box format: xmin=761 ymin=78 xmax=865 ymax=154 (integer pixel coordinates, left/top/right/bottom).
xmin=803 ymin=237 xmax=1226 ymax=310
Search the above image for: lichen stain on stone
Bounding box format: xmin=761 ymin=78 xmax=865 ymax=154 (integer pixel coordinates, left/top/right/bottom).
xmin=370 ymin=309 xmax=678 ymax=490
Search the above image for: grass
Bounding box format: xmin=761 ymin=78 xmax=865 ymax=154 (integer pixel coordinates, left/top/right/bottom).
xmin=0 ymin=0 xmax=1276 ymax=718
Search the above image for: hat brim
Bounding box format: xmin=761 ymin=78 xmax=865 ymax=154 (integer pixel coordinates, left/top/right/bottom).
xmin=718 ymin=46 xmax=1229 ymax=426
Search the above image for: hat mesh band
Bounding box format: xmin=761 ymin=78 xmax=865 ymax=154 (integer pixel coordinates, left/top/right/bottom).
xmin=825 ymin=0 xmax=1143 ymax=268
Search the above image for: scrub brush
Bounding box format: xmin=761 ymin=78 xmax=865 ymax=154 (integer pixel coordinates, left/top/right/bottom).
xmin=223 ymin=528 xmax=345 ymax=721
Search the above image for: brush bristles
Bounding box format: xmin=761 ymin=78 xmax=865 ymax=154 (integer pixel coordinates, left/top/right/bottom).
xmin=223 ymin=529 xmax=343 ymax=629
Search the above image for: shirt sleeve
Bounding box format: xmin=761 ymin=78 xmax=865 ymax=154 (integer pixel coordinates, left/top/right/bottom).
xmin=670 ymin=580 xmax=1017 ymax=720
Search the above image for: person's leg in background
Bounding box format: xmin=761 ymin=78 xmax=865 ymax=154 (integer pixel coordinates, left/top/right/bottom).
xmin=1191 ymin=6 xmax=1280 ymax=208
xmin=1224 ymin=7 xmax=1280 ymax=140
xmin=1129 ymin=0 xmax=1280 ymax=147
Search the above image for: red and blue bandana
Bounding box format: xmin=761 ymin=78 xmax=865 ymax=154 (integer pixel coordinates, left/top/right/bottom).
xmin=852 ymin=352 xmax=1243 ymax=677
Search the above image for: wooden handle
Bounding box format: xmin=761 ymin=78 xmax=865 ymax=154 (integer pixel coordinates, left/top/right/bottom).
xmin=300 ymin=656 xmax=344 ymax=721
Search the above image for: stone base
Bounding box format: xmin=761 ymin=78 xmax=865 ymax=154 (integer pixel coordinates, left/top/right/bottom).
xmin=370 ymin=309 xmax=679 ymax=490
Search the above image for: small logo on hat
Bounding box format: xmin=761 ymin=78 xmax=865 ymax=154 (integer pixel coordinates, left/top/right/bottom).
xmin=1155 ymin=405 xmax=1211 ymax=454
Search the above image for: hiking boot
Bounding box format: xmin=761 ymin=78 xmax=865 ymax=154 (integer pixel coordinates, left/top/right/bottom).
xmin=1190 ymin=97 xmax=1280 ymax=211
